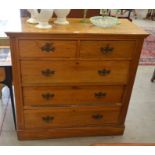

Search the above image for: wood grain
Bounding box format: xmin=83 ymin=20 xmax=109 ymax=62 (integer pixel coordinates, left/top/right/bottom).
xmin=17 ymin=125 xmax=124 ymax=140
xmin=20 ymin=60 xmax=130 ymax=85
xmin=80 ymin=40 xmax=135 ymax=59
xmin=7 ymin=18 xmax=148 ymax=36
xmin=19 ymin=40 xmax=77 ymax=58
xmin=6 ymin=18 xmax=148 ymax=140
xmin=23 ymin=85 xmax=124 ymax=106
xmin=0 ymin=68 xmax=5 ymax=81
xmin=24 ymin=106 xmax=121 ymax=129
xmin=9 ymin=37 xmax=25 ymax=129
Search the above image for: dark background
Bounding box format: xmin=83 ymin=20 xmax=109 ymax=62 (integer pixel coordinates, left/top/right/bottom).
xmin=20 ymin=9 xmax=100 ymax=18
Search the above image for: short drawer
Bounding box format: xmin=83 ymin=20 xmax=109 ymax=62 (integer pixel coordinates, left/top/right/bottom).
xmin=23 ymin=86 xmax=124 ymax=106
xmin=21 ymin=60 xmax=130 ymax=85
xmin=24 ymin=106 xmax=121 ymax=129
xmin=18 ymin=40 xmax=76 ymax=58
xmin=80 ymin=40 xmax=135 ymax=58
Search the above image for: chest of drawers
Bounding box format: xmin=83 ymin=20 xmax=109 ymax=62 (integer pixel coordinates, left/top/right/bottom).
xmin=7 ymin=18 xmax=148 ymax=140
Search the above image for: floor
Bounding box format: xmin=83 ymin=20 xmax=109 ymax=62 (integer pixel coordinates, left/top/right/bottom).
xmin=133 ymin=18 xmax=155 ymax=28
xmin=0 ymin=66 xmax=155 ymax=145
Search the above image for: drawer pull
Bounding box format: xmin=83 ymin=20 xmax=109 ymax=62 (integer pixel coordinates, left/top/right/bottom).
xmin=92 ymin=114 xmax=103 ymax=120
xmin=41 ymin=42 xmax=55 ymax=52
xmin=42 ymin=93 xmax=55 ymax=100
xmin=42 ymin=116 xmax=54 ymax=123
xmin=95 ymin=92 xmax=106 ymax=98
xmin=41 ymin=69 xmax=55 ymax=77
xmin=100 ymin=44 xmax=114 ymax=54
xmin=98 ymin=69 xmax=111 ymax=76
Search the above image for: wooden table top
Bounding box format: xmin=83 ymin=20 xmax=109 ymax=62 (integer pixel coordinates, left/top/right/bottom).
xmin=2 ymin=15 xmax=149 ymax=46
xmin=6 ymin=18 xmax=148 ymax=37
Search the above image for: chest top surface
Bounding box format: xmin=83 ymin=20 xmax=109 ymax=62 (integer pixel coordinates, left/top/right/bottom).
xmin=6 ymin=18 xmax=148 ymax=37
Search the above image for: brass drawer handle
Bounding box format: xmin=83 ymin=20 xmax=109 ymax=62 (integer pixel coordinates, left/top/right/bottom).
xmin=42 ymin=116 xmax=54 ymax=123
xmin=100 ymin=44 xmax=114 ymax=54
xmin=98 ymin=69 xmax=111 ymax=76
xmin=41 ymin=69 xmax=55 ymax=77
xmin=41 ymin=42 xmax=55 ymax=52
xmin=42 ymin=93 xmax=55 ymax=100
xmin=92 ymin=114 xmax=103 ymax=120
xmin=95 ymin=92 xmax=106 ymax=98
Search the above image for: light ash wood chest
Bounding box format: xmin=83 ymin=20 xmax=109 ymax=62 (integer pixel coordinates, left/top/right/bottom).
xmin=7 ymin=18 xmax=148 ymax=140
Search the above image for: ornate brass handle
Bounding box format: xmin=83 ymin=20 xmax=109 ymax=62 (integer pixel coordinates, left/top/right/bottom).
xmin=95 ymin=92 xmax=106 ymax=98
xmin=42 ymin=93 xmax=55 ymax=100
xmin=41 ymin=42 xmax=55 ymax=52
xmin=98 ymin=69 xmax=111 ymax=76
xmin=100 ymin=44 xmax=114 ymax=54
xmin=41 ymin=69 xmax=55 ymax=77
xmin=92 ymin=114 xmax=103 ymax=120
xmin=42 ymin=116 xmax=54 ymax=123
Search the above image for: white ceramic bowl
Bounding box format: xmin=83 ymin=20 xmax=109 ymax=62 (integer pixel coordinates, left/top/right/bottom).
xmin=90 ymin=16 xmax=119 ymax=28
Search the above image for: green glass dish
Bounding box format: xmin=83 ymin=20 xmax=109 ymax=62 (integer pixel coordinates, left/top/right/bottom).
xmin=90 ymin=16 xmax=120 ymax=28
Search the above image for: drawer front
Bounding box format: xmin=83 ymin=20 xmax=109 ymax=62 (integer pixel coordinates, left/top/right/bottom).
xmin=24 ymin=106 xmax=121 ymax=129
xmin=21 ymin=60 xmax=130 ymax=84
xmin=80 ymin=40 xmax=135 ymax=58
xmin=23 ymin=86 xmax=124 ymax=106
xmin=19 ymin=40 xmax=76 ymax=58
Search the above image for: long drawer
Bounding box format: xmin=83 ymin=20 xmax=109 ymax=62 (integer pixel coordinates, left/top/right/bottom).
xmin=21 ymin=60 xmax=130 ymax=85
xmin=18 ymin=40 xmax=77 ymax=58
xmin=80 ymin=40 xmax=135 ymax=58
xmin=23 ymin=85 xmax=124 ymax=106
xmin=24 ymin=106 xmax=121 ymax=129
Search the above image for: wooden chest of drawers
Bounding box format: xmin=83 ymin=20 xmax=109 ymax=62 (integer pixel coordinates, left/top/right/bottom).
xmin=7 ymin=18 xmax=148 ymax=140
